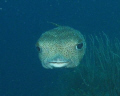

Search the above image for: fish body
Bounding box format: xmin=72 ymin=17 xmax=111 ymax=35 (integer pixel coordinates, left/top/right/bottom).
xmin=36 ymin=26 xmax=86 ymax=69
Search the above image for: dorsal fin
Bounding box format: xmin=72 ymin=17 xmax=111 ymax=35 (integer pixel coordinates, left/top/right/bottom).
xmin=47 ymin=21 xmax=61 ymax=27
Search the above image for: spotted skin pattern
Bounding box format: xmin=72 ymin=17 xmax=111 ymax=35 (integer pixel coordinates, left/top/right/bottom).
xmin=36 ymin=26 xmax=86 ymax=69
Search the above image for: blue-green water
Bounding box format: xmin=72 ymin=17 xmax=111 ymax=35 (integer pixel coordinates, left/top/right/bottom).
xmin=0 ymin=0 xmax=120 ymax=96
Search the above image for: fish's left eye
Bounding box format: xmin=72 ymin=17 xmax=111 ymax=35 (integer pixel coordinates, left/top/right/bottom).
xmin=76 ymin=43 xmax=83 ymax=49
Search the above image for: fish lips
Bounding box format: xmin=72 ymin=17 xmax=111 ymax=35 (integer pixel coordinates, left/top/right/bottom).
xmin=49 ymin=61 xmax=69 ymax=68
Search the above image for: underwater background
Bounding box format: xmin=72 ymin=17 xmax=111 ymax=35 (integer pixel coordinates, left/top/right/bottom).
xmin=0 ymin=0 xmax=120 ymax=96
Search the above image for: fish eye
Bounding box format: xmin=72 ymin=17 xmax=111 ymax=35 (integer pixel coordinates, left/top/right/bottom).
xmin=36 ymin=46 xmax=41 ymax=52
xmin=76 ymin=43 xmax=83 ymax=50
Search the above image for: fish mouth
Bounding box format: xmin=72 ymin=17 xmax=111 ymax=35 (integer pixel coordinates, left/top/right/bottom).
xmin=49 ymin=61 xmax=69 ymax=67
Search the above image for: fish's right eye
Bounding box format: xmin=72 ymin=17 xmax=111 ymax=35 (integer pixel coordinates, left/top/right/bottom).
xmin=36 ymin=46 xmax=41 ymax=52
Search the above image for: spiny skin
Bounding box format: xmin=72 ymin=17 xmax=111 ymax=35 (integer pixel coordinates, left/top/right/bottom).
xmin=36 ymin=26 xmax=86 ymax=69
